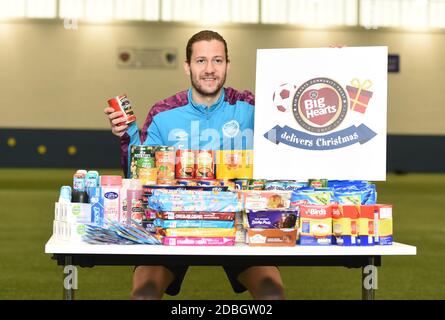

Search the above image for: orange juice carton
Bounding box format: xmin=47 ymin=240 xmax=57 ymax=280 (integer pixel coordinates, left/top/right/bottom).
xmin=247 ymin=228 xmax=297 ymax=246
xmin=374 ymin=204 xmax=393 ymax=245
xmin=237 ymin=190 xmax=292 ymax=210
xmin=358 ymin=205 xmax=375 ymax=246
xmin=332 ymin=205 xmax=359 ymax=246
xmin=299 ymin=204 xmax=332 ymax=245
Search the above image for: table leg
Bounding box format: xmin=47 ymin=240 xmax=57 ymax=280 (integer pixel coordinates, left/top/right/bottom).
xmin=63 ymin=255 xmax=75 ymax=300
xmin=361 ymin=256 xmax=377 ymax=300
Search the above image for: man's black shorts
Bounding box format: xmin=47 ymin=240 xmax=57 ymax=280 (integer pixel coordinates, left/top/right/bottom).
xmin=163 ymin=264 xmax=253 ymax=296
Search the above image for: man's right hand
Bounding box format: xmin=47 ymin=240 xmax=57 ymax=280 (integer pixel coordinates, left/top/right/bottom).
xmin=104 ymin=107 xmax=128 ymax=138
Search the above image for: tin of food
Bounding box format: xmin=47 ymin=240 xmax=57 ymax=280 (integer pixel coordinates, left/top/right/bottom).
xmin=195 ymin=150 xmax=215 ymax=179
xmin=107 ymin=94 xmax=136 ymax=125
xmin=234 ymin=179 xmax=250 ymax=190
xmin=177 ymin=179 xmax=198 ymax=186
xmin=196 ymin=179 xmax=220 ymax=186
xmin=175 ymin=149 xmax=196 ymax=179
xmin=155 ymin=146 xmax=176 ymax=183
xmin=130 ymin=145 xmax=156 ymax=184
xmin=248 ymin=179 xmax=267 ymax=190
xmin=308 ymin=179 xmax=328 ymax=188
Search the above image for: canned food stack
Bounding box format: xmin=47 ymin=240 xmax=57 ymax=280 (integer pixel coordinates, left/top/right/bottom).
xmin=176 ymin=149 xmax=217 ymax=181
xmin=129 ymin=146 xmax=158 ymax=185
xmin=131 ymin=147 xmax=224 ymax=186
xmin=147 ymin=189 xmax=242 ymax=246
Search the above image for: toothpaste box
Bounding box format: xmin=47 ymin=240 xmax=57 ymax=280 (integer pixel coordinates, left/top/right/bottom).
xmin=332 ymin=205 xmax=359 ymax=246
xmin=89 ymin=187 xmax=104 ymax=226
xmin=374 ymin=204 xmax=393 ymax=245
xmin=68 ymin=203 xmax=92 ymax=223
xmin=358 ymin=205 xmax=375 ymax=246
xmin=299 ymin=204 xmax=332 ymax=245
xmin=53 ymin=220 xmax=89 ymax=242
xmin=55 ymin=202 xmax=92 ymax=223
xmin=66 ymin=222 xmax=88 ymax=242
xmin=247 ymin=228 xmax=297 ymax=246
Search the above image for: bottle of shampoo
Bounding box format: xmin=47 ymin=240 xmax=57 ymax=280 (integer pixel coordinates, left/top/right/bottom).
xmin=127 ymin=179 xmax=143 ymax=226
xmin=100 ymin=175 xmax=122 ymax=222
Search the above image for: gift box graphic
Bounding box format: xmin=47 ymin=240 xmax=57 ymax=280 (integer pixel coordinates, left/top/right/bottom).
xmin=346 ymin=79 xmax=373 ymax=114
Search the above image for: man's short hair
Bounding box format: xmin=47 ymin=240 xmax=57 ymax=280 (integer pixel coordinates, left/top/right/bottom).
xmin=186 ymin=30 xmax=229 ymax=64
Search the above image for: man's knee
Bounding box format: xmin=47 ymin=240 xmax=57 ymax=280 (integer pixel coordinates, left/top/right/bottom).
xmin=131 ymin=266 xmax=175 ymax=300
xmin=131 ymin=281 xmax=162 ymax=300
xmin=238 ymin=267 xmax=285 ymax=300
xmin=257 ymin=277 xmax=285 ymax=300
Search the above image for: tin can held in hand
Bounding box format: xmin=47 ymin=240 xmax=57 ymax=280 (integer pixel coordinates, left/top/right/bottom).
xmin=107 ymin=94 xmax=136 ymax=125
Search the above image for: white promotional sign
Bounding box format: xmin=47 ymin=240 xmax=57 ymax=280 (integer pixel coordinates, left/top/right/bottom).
xmin=254 ymin=47 xmax=388 ymax=181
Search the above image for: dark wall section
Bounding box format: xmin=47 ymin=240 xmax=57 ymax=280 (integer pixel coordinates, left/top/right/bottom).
xmin=387 ymin=135 xmax=444 ymax=173
xmin=0 ymin=128 xmax=121 ymax=169
xmin=1 ymin=129 xmax=444 ymax=173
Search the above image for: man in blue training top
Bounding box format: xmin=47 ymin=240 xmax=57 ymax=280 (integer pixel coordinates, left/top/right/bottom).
xmin=104 ymin=30 xmax=284 ymax=300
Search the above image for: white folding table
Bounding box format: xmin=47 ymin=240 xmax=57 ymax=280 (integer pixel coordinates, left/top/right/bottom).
xmin=45 ymin=236 xmax=416 ymax=300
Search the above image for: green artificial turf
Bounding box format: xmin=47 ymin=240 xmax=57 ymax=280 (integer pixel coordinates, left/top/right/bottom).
xmin=0 ymin=168 xmax=443 ymax=299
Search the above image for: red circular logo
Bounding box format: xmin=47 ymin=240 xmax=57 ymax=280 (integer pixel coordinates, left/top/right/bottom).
xmin=292 ymin=78 xmax=348 ymax=133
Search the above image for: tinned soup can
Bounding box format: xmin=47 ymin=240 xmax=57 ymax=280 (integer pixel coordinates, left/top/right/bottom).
xmin=195 ymin=150 xmax=215 ymax=179
xmin=130 ymin=145 xmax=156 ymax=184
xmin=155 ymin=146 xmax=176 ymax=183
xmin=107 ymin=94 xmax=136 ymax=125
xmin=175 ymin=149 xmax=195 ymax=179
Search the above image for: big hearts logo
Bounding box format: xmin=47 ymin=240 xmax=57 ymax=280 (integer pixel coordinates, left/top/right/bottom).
xmin=292 ymin=78 xmax=348 ymax=133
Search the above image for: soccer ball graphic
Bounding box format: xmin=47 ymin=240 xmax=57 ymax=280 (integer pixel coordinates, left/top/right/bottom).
xmin=272 ymin=83 xmax=296 ymax=112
